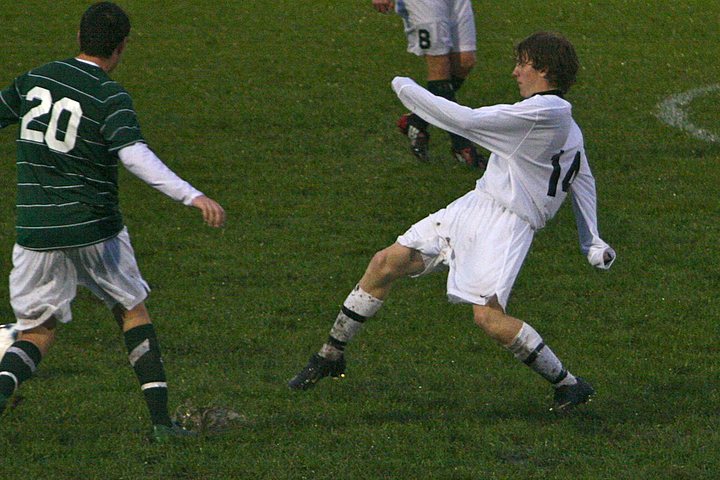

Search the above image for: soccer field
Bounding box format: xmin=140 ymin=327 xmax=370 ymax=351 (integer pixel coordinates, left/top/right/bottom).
xmin=0 ymin=1 xmax=718 ymax=478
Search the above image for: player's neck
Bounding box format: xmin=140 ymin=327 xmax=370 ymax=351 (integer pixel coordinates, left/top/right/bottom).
xmin=76 ymin=53 xmax=118 ymax=73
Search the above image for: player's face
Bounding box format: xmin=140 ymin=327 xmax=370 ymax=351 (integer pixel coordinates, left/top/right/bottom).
xmin=512 ymin=60 xmax=548 ymax=98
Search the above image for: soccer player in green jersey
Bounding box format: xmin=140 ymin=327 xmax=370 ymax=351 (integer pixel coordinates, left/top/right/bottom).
xmin=0 ymin=2 xmax=225 ymax=441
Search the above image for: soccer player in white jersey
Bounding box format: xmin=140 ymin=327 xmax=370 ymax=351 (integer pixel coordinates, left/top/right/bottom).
xmin=0 ymin=2 xmax=225 ymax=441
xmin=371 ymin=0 xmax=484 ymax=168
xmin=289 ymin=32 xmax=616 ymax=412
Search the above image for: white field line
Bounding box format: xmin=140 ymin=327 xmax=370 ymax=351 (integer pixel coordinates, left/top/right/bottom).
xmin=656 ymin=84 xmax=720 ymax=143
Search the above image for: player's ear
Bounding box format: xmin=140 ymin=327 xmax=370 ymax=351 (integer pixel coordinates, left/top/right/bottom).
xmin=116 ymin=37 xmax=129 ymax=56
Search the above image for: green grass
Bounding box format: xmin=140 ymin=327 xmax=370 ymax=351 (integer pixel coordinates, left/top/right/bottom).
xmin=1 ymin=1 xmax=719 ymax=478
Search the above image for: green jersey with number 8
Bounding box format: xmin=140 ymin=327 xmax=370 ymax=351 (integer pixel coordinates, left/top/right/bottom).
xmin=0 ymin=58 xmax=144 ymax=250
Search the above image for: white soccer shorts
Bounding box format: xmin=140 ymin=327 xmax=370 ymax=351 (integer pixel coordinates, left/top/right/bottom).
xmin=396 ymin=0 xmax=477 ymax=56
xmin=397 ymin=190 xmax=534 ymax=309
xmin=9 ymin=227 xmax=150 ymax=330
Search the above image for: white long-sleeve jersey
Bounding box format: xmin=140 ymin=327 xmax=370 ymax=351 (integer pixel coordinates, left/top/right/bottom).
xmin=392 ymin=76 xmax=615 ymax=269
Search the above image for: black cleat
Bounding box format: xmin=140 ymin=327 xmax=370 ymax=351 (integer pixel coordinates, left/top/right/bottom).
xmin=397 ymin=113 xmax=430 ymax=161
xmin=551 ymin=377 xmax=595 ymax=413
xmin=288 ymin=353 xmax=346 ymax=391
xmin=452 ymin=145 xmax=486 ymax=171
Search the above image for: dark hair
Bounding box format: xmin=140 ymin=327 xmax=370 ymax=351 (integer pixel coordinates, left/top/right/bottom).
xmin=79 ymin=2 xmax=130 ymax=58
xmin=515 ymin=32 xmax=579 ymax=93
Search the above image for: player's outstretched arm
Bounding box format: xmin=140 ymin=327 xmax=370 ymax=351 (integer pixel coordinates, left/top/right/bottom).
xmin=191 ymin=195 xmax=225 ymax=228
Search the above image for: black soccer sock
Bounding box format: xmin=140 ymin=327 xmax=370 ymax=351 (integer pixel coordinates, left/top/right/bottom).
xmin=407 ymin=113 xmax=429 ymax=131
xmin=0 ymin=340 xmax=42 ymax=402
xmin=451 ymin=75 xmax=466 ymax=93
xmin=428 ymin=79 xmax=472 ymax=150
xmin=427 ymin=79 xmax=456 ymax=100
xmin=124 ymin=324 xmax=171 ymax=427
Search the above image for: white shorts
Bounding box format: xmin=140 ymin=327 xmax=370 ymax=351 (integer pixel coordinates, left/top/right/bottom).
xmin=9 ymin=227 xmax=150 ymax=330
xmin=397 ymin=190 xmax=534 ymax=308
xmin=396 ymin=0 xmax=477 ymax=56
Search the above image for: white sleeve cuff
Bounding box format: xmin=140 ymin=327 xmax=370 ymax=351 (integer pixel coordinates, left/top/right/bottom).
xmin=587 ymin=245 xmax=616 ymax=270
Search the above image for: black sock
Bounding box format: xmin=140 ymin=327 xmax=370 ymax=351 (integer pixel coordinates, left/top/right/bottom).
xmin=407 ymin=113 xmax=428 ymax=130
xmin=451 ymin=75 xmax=466 ymax=93
xmin=0 ymin=340 xmax=42 ymax=399
xmin=124 ymin=324 xmax=171 ymax=427
xmin=428 ymin=79 xmax=472 ymax=150
xmin=427 ymin=79 xmax=456 ymax=101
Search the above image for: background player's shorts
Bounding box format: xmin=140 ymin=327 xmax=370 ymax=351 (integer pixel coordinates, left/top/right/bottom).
xmin=396 ymin=0 xmax=476 ymax=56
xmin=396 ymin=190 xmax=534 ymax=309
xmin=9 ymin=227 xmax=150 ymax=330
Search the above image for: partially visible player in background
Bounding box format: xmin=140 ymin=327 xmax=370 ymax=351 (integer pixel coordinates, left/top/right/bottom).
xmin=372 ymin=0 xmax=484 ymax=169
xmin=0 ymin=2 xmax=225 ymax=441
xmin=289 ymin=32 xmax=615 ymax=412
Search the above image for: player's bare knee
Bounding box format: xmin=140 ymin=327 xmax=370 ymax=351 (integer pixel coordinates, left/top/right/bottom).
xmin=459 ymin=59 xmax=476 ymax=78
xmin=452 ymin=52 xmax=476 ymax=78
xmin=367 ymin=248 xmax=396 ymax=280
xmin=473 ymin=306 xmax=494 ymax=332
xmin=472 ymin=301 xmax=506 ymax=339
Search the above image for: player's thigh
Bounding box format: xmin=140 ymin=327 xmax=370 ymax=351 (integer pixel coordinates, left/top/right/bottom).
xmin=447 ymin=201 xmax=534 ymax=308
xmin=74 ymin=228 xmax=150 ymax=312
xmin=371 ymin=242 xmax=426 ymax=277
xmin=9 ymin=245 xmax=77 ymax=329
xmin=396 ymin=201 xmax=459 ymax=277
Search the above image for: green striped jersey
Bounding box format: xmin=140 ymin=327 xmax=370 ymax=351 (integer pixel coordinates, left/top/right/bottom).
xmin=0 ymin=58 xmax=144 ymax=250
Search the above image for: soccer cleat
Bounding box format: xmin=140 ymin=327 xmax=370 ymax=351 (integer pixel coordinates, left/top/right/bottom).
xmin=288 ymin=353 xmax=346 ymax=391
xmin=551 ymin=377 xmax=595 ymax=413
xmin=452 ymin=145 xmax=486 ymax=170
xmin=151 ymin=422 xmax=198 ymax=443
xmin=0 ymin=394 xmax=7 ymax=414
xmin=397 ymin=113 xmax=430 ymax=161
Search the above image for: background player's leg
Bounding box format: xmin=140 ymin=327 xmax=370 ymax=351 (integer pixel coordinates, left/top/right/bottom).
xmin=449 ymin=50 xmax=476 ymax=85
xmin=398 ymin=55 xmax=453 ymax=161
xmin=426 ymin=54 xmax=482 ymax=167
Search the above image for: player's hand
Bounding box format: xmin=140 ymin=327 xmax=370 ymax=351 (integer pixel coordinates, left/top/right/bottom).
xmin=372 ymin=0 xmax=394 ymax=14
xmin=191 ymin=195 xmax=226 ymax=228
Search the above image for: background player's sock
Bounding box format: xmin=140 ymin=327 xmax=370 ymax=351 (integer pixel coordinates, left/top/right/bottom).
xmin=428 ymin=79 xmax=474 ymax=150
xmin=124 ymin=324 xmax=172 ymax=427
xmin=319 ymin=285 xmax=383 ymax=360
xmin=506 ymin=323 xmax=577 ymax=387
xmin=450 ymin=75 xmax=466 ymax=93
xmin=406 ymin=112 xmax=428 ymax=131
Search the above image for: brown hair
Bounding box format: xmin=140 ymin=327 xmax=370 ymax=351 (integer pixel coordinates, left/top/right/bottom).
xmin=515 ymin=32 xmax=579 ymax=93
